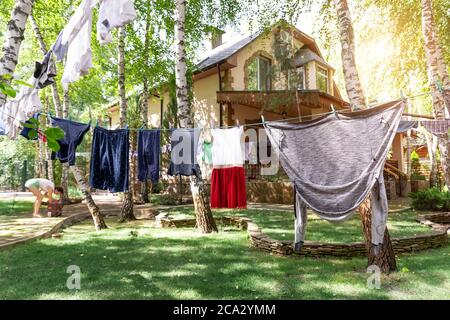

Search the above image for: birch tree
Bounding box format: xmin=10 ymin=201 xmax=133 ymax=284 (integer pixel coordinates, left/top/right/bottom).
xmin=333 ymin=0 xmax=366 ymax=109
xmin=118 ymin=26 xmax=136 ymax=221
xmin=0 ymin=0 xmax=35 ymax=105
xmin=333 ymin=0 xmax=397 ymax=273
xmin=175 ymin=0 xmax=217 ymax=233
xmin=421 ymin=0 xmax=450 ymax=187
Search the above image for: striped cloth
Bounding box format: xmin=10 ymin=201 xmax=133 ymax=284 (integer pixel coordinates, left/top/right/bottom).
xmin=421 ymin=120 xmax=450 ymax=138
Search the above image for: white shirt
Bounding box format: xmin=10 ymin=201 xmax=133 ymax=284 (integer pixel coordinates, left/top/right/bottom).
xmin=211 ymin=127 xmax=244 ymax=167
xmin=1 ymin=85 xmax=42 ymax=139
xmin=97 ymin=0 xmax=137 ymax=45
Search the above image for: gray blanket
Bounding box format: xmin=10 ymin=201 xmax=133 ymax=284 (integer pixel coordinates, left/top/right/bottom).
xmin=264 ymin=101 xmax=404 ymax=248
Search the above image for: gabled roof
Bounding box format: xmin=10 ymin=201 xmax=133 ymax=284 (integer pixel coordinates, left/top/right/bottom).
xmin=194 ymin=22 xmax=325 ymax=74
xmin=196 ymin=33 xmax=259 ymax=72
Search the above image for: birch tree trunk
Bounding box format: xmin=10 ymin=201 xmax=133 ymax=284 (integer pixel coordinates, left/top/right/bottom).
xmin=70 ymin=165 xmax=107 ymax=230
xmin=45 ymin=95 xmax=54 ymax=182
xmin=175 ymin=0 xmax=217 ymax=233
xmin=59 ymin=86 xmax=70 ymax=203
xmin=29 ymin=14 xmax=62 ymax=116
xmin=333 ymin=0 xmax=366 ymax=110
xmin=140 ymin=4 xmax=151 ymax=203
xmin=421 ymin=0 xmax=450 ymax=189
xmin=0 ymin=0 xmax=35 ymax=106
xmin=118 ymin=27 xmax=135 ymax=221
xmin=334 ymin=0 xmax=396 ymax=273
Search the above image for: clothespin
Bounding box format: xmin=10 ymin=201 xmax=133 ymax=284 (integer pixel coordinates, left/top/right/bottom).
xmin=261 ymin=115 xmax=265 ymax=123
xmin=236 ymin=119 xmax=240 ymax=128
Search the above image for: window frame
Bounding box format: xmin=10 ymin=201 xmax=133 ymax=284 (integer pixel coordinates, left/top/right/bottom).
xmin=246 ymin=55 xmax=272 ymax=91
xmin=316 ymin=65 xmax=329 ymax=93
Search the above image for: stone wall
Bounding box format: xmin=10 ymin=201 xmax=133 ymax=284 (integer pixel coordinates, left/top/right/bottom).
xmin=247 ymin=181 xmax=294 ymax=204
xmin=157 ymin=214 xmax=448 ymax=257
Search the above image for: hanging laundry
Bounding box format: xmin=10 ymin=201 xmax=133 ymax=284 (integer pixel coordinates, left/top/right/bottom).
xmin=396 ymin=120 xmax=418 ymax=133
xmin=1 ymin=86 xmax=42 ymax=139
xmin=97 ymin=0 xmax=137 ymax=45
xmin=89 ymin=127 xmax=129 ymax=193
xmin=137 ymin=129 xmax=161 ymax=184
xmin=51 ymin=117 xmax=90 ymax=166
xmin=421 ymin=120 xmax=450 ymax=138
xmin=168 ymin=128 xmax=202 ymax=178
xmin=264 ymin=100 xmax=405 ymax=251
xmin=210 ymin=127 xmax=247 ymax=209
xmin=54 ymin=0 xmax=98 ymax=87
xmin=33 ymin=50 xmax=57 ymax=89
xmin=199 ymin=141 xmax=213 ymax=164
xmin=20 ymin=113 xmax=40 ymax=140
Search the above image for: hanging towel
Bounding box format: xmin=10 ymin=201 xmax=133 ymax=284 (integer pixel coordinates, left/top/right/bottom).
xmin=210 ymin=127 xmax=247 ymax=208
xmin=89 ymin=127 xmax=129 ymax=193
xmin=51 ymin=117 xmax=91 ymax=165
xmin=421 ymin=120 xmax=450 ymax=138
xmin=396 ymin=120 xmax=418 ymax=133
xmin=1 ymin=86 xmax=42 ymax=139
xmin=264 ymin=100 xmax=405 ymax=249
xmin=167 ymin=128 xmax=202 ymax=178
xmin=56 ymin=0 xmax=98 ymax=87
xmin=137 ymin=129 xmax=161 ymax=184
xmin=97 ymin=0 xmax=137 ymax=45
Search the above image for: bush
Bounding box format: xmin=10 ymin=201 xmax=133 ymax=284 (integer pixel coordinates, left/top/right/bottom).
xmin=150 ymin=194 xmax=180 ymax=206
xmin=409 ymin=188 xmax=450 ymax=211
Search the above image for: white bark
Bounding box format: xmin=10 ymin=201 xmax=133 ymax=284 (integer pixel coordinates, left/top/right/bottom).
xmin=333 ymin=0 xmax=366 ymax=110
xmin=174 ymin=0 xmax=217 ymax=233
xmin=421 ymin=0 xmax=450 ymax=186
xmin=70 ymin=165 xmax=107 ymax=230
xmin=0 ymin=0 xmax=35 ymax=105
xmin=174 ymin=0 xmax=190 ymax=127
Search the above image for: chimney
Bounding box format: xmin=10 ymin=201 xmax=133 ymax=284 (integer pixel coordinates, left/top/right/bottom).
xmin=210 ymin=28 xmax=225 ymax=49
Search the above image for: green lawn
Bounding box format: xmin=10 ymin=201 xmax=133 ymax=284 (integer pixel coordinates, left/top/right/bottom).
xmin=0 ymin=199 xmax=33 ymax=216
xmin=167 ymin=207 xmax=433 ymax=243
xmin=0 ymin=217 xmax=448 ymax=299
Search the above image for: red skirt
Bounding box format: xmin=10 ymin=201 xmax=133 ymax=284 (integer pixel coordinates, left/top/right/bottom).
xmin=210 ymin=167 xmax=247 ymax=208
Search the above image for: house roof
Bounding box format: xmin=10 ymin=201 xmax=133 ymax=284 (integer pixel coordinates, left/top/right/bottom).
xmin=195 ymin=22 xmax=326 ymax=74
xmin=195 ymin=33 xmax=259 ymax=72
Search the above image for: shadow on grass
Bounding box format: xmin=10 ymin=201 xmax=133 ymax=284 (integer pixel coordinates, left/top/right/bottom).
xmin=0 ymin=218 xmax=448 ymax=300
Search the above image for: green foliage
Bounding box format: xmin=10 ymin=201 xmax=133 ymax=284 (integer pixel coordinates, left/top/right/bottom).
xmin=19 ymin=115 xmax=65 ymax=152
xmin=409 ymin=187 xmax=450 ymax=211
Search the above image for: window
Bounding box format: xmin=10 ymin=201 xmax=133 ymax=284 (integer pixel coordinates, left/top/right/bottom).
xmin=247 ymin=56 xmax=271 ymax=91
xmin=316 ymin=66 xmax=329 ymax=93
xmin=287 ymin=66 xmax=306 ymax=90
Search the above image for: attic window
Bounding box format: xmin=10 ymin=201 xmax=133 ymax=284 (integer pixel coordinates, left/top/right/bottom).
xmin=247 ymin=56 xmax=271 ymax=91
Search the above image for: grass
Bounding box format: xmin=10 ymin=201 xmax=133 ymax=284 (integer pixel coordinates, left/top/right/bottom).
xmin=166 ymin=207 xmax=433 ymax=243
xmin=0 ymin=199 xmax=33 ymax=216
xmin=0 ymin=216 xmax=448 ymax=300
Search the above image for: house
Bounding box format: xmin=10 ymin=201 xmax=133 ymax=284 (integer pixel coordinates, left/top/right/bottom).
xmin=107 ymin=21 xmax=350 ymax=130
xmin=106 ymin=21 xmax=418 ymax=201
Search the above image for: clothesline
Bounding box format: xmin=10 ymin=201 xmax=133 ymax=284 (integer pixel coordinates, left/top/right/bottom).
xmin=0 ymin=89 xmax=442 ymax=137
